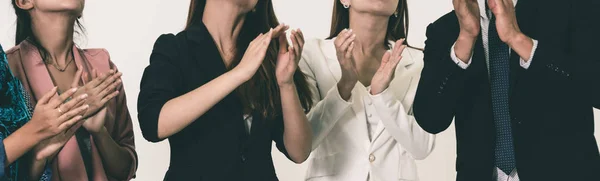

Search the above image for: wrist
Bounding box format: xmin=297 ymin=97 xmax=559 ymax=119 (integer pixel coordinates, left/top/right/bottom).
xmin=230 ymin=68 xmax=253 ymax=83
xmin=336 ymin=79 xmax=355 ymax=101
xmin=506 ymin=33 xmax=529 ymax=49
xmin=458 ymin=31 xmax=478 ymax=43
xmin=24 ymin=120 xmax=51 ymax=142
xmin=278 ymin=82 xmax=296 ymax=90
xmin=89 ymin=126 xmax=107 ymax=136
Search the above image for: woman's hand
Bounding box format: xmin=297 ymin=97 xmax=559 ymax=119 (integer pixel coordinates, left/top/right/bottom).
xmin=234 ymin=24 xmax=288 ymax=81
xmin=334 ymin=29 xmax=358 ymax=100
xmin=276 ymin=29 xmax=304 ymax=87
xmin=29 ymin=87 xmax=89 ymax=139
xmin=32 ymin=120 xmax=84 ymax=161
xmin=83 ymin=107 xmax=109 ymax=135
xmin=370 ymin=39 xmax=406 ymax=95
xmin=71 ymin=66 xmax=122 ymax=118
xmin=454 ymin=0 xmax=481 ymax=40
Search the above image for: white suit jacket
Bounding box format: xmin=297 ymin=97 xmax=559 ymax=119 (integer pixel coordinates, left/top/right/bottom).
xmin=299 ymin=39 xmax=435 ymax=181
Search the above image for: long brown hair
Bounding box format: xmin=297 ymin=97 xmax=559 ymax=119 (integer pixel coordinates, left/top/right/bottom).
xmin=327 ymin=0 xmax=411 ymax=49
xmin=12 ymin=0 xmax=85 ymax=63
xmin=186 ymin=0 xmax=313 ymax=120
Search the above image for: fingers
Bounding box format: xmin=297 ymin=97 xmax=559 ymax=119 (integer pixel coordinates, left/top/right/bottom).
xmin=290 ymin=30 xmax=303 ymax=58
xmin=271 ymin=24 xmax=290 ymax=39
xmin=57 ymin=114 xmax=84 ymax=132
xmin=89 ymin=69 xmax=114 ymax=88
xmin=391 ymin=39 xmax=406 ymax=60
xmin=96 ymin=72 xmax=122 ymax=93
xmin=341 ymin=31 xmax=356 ymax=52
xmin=249 ymin=33 xmax=265 ymax=49
xmin=488 ymin=0 xmax=504 ymax=14
xmin=58 ymin=93 xmax=88 ymax=113
xmin=257 ymin=29 xmax=274 ymax=53
xmin=100 ymin=90 xmax=120 ymax=106
xmin=39 ymin=87 xmax=58 ymax=105
xmin=71 ymin=66 xmax=83 ymax=88
xmin=288 ymin=46 xmax=296 ymax=65
xmin=345 ymin=42 xmax=355 ymax=59
xmin=296 ymin=29 xmax=305 ymax=46
xmin=56 ymin=104 xmax=89 ymax=129
xmin=98 ymin=78 xmax=122 ymax=100
xmin=382 ymin=51 xmax=391 ymax=65
xmin=49 ymin=87 xmax=78 ymax=108
xmin=334 ymin=29 xmax=350 ymax=47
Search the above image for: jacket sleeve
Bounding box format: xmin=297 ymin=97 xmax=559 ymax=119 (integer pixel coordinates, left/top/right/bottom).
xmin=413 ymin=12 xmax=470 ymax=134
xmin=137 ymin=34 xmax=184 ymax=142
xmin=519 ymin=0 xmax=600 ymax=109
xmin=106 ymin=60 xmax=138 ymax=180
xmin=370 ymin=51 xmax=435 ymax=160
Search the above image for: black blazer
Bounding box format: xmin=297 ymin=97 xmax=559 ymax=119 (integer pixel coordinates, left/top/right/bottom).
xmin=137 ymin=23 xmax=290 ymax=181
xmin=414 ymin=0 xmax=600 ymax=180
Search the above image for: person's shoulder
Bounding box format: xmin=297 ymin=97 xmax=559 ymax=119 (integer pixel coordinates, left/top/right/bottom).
xmin=432 ymin=11 xmax=458 ymax=26
xmin=80 ymin=48 xmax=116 ymax=70
xmin=427 ymin=11 xmax=460 ymax=34
xmin=4 ymin=43 xmax=23 ymax=56
xmin=403 ymin=46 xmax=424 ymax=69
xmin=302 ymin=38 xmax=335 ymax=64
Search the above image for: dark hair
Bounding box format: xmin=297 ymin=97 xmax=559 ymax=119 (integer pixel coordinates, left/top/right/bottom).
xmin=12 ymin=0 xmax=85 ymax=63
xmin=186 ymin=0 xmax=313 ymax=120
xmin=327 ymin=0 xmax=411 ymax=49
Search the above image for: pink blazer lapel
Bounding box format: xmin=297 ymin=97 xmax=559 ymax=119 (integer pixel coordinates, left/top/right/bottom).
xmin=18 ymin=41 xmax=55 ymax=103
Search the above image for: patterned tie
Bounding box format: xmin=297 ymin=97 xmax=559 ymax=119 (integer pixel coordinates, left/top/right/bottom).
xmin=489 ymin=14 xmax=517 ymax=174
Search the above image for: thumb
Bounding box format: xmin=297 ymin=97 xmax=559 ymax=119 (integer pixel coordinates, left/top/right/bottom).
xmin=71 ymin=66 xmax=83 ymax=88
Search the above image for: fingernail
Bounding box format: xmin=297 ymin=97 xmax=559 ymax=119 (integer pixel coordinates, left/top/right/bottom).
xmin=80 ymin=94 xmax=88 ymax=99
xmin=84 ymin=104 xmax=90 ymax=109
xmin=71 ymin=88 xmax=78 ymax=92
xmin=348 ymin=29 xmax=353 ymax=33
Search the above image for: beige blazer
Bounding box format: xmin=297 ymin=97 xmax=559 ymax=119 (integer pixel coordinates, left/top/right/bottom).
xmin=300 ymin=39 xmax=435 ymax=181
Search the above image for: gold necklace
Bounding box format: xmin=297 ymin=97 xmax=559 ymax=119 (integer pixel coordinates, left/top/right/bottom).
xmin=51 ymin=50 xmax=75 ymax=72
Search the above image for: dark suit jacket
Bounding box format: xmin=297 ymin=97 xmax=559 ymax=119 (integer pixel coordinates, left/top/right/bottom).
xmin=414 ymin=0 xmax=600 ymax=180
xmin=137 ymin=23 xmax=290 ymax=181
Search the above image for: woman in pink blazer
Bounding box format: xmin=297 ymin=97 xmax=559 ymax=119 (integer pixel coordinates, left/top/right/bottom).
xmin=6 ymin=0 xmax=138 ymax=180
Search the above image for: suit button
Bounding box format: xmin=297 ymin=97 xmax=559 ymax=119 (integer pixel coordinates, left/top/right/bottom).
xmin=368 ymin=113 xmax=373 ymax=118
xmin=369 ymin=154 xmax=376 ymax=162
xmin=241 ymin=155 xmax=246 ymax=162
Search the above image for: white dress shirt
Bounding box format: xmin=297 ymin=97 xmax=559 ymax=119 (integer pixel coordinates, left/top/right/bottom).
xmin=449 ymin=0 xmax=539 ymax=180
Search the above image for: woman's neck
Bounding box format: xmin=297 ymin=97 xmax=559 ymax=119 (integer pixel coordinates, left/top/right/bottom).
xmin=203 ymin=1 xmax=247 ymax=66
xmin=30 ymin=12 xmax=75 ymax=66
xmin=348 ymin=10 xmax=389 ymax=61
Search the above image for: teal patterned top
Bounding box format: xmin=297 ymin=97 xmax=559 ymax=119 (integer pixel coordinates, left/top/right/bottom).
xmin=0 ymin=44 xmax=51 ymax=181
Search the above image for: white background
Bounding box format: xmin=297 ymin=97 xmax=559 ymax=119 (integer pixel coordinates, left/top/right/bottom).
xmin=0 ymin=0 xmax=598 ymax=180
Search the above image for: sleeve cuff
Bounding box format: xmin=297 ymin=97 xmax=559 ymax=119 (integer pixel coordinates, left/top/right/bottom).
xmin=330 ymin=84 xmax=353 ymax=105
xmin=450 ymin=43 xmax=472 ymax=69
xmin=519 ymin=39 xmax=538 ymax=69
xmin=368 ymin=87 xmax=395 ymax=107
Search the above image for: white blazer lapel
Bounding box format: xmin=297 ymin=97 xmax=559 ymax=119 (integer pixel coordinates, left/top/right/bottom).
xmin=322 ymin=40 xmax=342 ymax=82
